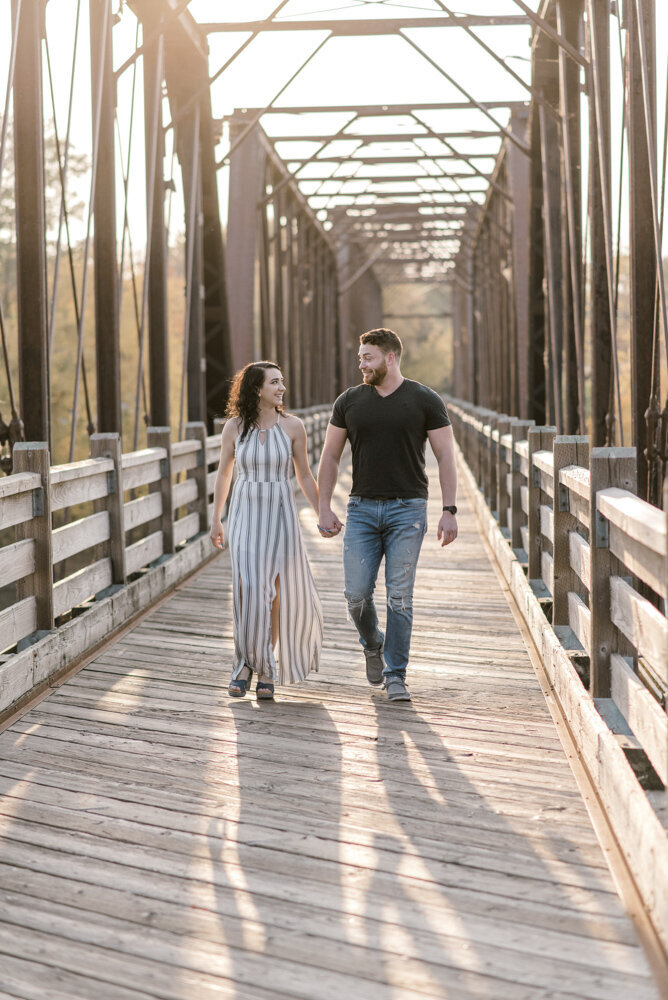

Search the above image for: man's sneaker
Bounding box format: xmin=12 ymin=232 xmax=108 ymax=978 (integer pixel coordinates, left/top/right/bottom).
xmin=364 ymin=646 xmax=385 ymax=686
xmin=385 ymin=675 xmax=411 ymax=702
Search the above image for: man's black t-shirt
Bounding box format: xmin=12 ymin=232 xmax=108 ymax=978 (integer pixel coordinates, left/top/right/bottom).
xmin=330 ymin=379 xmax=450 ymax=499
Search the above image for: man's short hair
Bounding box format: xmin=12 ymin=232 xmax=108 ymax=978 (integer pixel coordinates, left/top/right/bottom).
xmin=360 ymin=328 xmax=403 ymax=360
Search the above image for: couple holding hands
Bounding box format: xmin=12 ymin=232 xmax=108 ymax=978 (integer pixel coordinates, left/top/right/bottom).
xmin=210 ymin=328 xmax=458 ymax=703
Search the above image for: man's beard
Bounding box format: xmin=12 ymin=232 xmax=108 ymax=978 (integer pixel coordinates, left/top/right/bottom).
xmin=363 ymin=361 xmax=388 ymax=385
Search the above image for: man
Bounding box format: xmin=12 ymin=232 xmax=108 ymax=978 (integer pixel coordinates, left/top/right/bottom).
xmin=317 ymin=328 xmax=457 ymax=702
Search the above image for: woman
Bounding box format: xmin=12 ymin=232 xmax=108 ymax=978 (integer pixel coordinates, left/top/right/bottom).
xmin=210 ymin=361 xmax=323 ymax=700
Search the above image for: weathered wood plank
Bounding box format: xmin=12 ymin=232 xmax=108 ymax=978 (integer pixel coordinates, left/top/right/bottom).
xmin=610 ymin=576 xmax=668 ymax=683
xmin=123 ymin=492 xmax=162 ymax=531
xmin=0 ymin=596 xmax=37 ymax=652
xmin=52 ymin=512 xmax=110 ymax=566
xmin=49 ymin=459 xmax=114 ymax=512
xmin=125 ymin=531 xmax=164 ymax=577
xmin=52 ymin=559 xmax=113 ymax=620
xmin=173 ymin=512 xmax=200 ymax=545
xmin=120 ymin=449 xmax=165 ymax=491
xmin=0 ymin=538 xmax=36 ymax=588
xmin=172 ymin=478 xmax=198 ymax=510
xmin=610 ymin=653 xmax=667 ymax=785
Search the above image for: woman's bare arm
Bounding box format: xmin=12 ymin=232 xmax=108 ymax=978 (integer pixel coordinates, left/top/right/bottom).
xmin=209 ymin=419 xmax=237 ymax=548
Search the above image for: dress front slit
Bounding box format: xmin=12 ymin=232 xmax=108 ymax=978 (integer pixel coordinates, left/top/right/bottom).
xmin=227 ymin=416 xmax=322 ymax=684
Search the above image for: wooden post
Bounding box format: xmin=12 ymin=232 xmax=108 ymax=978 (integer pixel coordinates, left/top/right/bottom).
xmin=527 ymin=426 xmax=556 ymax=580
xmin=589 ymin=447 xmax=637 ymax=697
xmin=185 ymin=422 xmax=209 ymax=533
xmin=487 ymin=415 xmax=498 ymax=512
xmin=510 ymin=419 xmax=534 ymax=551
xmin=552 ymin=436 xmax=589 ymax=626
xmin=496 ymin=416 xmax=512 ymax=531
xmin=90 ymin=433 xmax=126 ymax=584
xmin=12 ymin=443 xmax=54 ymax=630
xmin=147 ymin=427 xmax=175 ymax=555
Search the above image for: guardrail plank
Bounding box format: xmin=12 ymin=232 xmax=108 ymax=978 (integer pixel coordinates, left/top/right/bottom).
xmin=125 ymin=530 xmax=164 ymax=577
xmin=0 ymin=539 xmax=35 ymax=589
xmin=0 ymin=597 xmax=38 ymax=653
xmin=610 ymin=576 xmax=668 ymax=685
xmin=52 ymin=559 xmax=113 ymax=620
xmin=52 ymin=512 xmax=111 ymax=566
xmin=172 ymin=478 xmax=199 ymax=511
xmin=124 ymin=492 xmax=162 ymax=531
xmin=0 ymin=472 xmax=41 ymax=500
xmin=173 ymin=512 xmax=200 ymax=546
xmin=568 ymin=532 xmax=590 ymax=591
xmin=611 ymin=653 xmax=667 ymax=786
xmin=568 ymin=592 xmax=591 ymax=656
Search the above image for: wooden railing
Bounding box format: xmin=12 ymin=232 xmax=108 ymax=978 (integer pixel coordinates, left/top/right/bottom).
xmin=0 ymin=406 xmax=331 ymax=718
xmin=447 ymin=396 xmax=668 ymax=951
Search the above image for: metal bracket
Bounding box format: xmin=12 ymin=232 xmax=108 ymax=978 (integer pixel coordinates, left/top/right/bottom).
xmin=160 ymin=458 xmax=169 ymax=479
xmin=32 ymin=487 xmax=44 ymax=517
xmin=532 ymin=465 xmax=541 ymax=489
xmin=107 ymin=469 xmax=117 ymax=495
xmin=595 ymin=509 xmax=609 ymax=548
xmin=558 ymin=482 xmax=570 ymax=512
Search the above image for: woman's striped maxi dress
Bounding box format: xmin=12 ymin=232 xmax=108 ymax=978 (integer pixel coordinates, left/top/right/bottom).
xmin=227 ymin=414 xmax=323 ymax=685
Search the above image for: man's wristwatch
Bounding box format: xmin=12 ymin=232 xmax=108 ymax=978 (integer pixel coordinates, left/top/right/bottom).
xmin=442 ymin=505 xmax=457 ymax=515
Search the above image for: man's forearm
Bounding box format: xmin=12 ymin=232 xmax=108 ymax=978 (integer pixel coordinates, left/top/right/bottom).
xmin=438 ymin=450 xmax=457 ymax=506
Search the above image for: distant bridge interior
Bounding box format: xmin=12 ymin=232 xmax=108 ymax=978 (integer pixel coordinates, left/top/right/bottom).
xmin=0 ymin=2 xmax=667 ymax=997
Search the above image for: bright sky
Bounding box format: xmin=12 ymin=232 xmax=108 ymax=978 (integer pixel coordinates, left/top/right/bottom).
xmin=0 ymin=0 xmax=667 ymax=255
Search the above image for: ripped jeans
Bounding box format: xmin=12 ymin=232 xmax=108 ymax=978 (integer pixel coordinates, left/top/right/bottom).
xmin=343 ymin=496 xmax=428 ymax=678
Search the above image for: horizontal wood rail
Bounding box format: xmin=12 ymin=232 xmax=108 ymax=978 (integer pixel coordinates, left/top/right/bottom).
xmin=0 ymin=407 xmax=332 ymax=719
xmin=446 ymin=396 xmax=668 ymax=956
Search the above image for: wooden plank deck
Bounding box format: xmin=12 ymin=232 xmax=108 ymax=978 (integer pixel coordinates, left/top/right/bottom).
xmin=0 ymin=454 xmax=661 ymax=1000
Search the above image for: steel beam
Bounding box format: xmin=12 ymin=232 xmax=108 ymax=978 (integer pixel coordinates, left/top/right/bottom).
xmin=227 ymin=123 xmax=266 ymax=368
xmin=202 ymin=16 xmax=531 ymax=33
xmin=12 ymin=0 xmax=50 ymax=447
xmin=233 ymin=102 xmax=529 ymax=116
xmin=269 ymin=130 xmax=500 ymax=144
xmin=628 ymin=0 xmax=656 ymax=499
xmin=587 ymin=0 xmax=613 ymax=446
xmin=140 ymin=10 xmax=170 ymax=428
xmin=90 ymin=0 xmax=121 ymax=436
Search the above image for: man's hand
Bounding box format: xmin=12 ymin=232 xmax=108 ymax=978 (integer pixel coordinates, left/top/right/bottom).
xmin=318 ymin=510 xmax=343 ymax=538
xmin=210 ymin=520 xmax=225 ymax=549
xmin=437 ymin=511 xmax=457 ymax=547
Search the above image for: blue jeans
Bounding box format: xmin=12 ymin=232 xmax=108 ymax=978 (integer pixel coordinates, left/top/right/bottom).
xmin=343 ymin=496 xmax=428 ymax=678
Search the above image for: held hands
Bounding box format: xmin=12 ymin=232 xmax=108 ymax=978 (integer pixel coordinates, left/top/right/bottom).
xmin=437 ymin=511 xmax=457 ymax=547
xmin=210 ymin=520 xmax=225 ymax=550
xmin=317 ymin=509 xmax=343 ymax=539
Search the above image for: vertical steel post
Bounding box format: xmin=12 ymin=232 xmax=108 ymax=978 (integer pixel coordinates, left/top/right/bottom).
xmin=587 ymin=0 xmax=612 ymax=446
xmin=226 ymin=117 xmax=266 ymax=370
xmin=12 ymin=0 xmax=50 ymax=447
xmin=627 ymin=0 xmax=656 ymax=500
xmin=90 ymin=0 xmax=121 ymax=436
xmin=142 ymin=15 xmax=170 ymax=428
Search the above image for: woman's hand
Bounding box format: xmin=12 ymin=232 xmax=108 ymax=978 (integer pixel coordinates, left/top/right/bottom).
xmin=210 ymin=519 xmax=225 ymax=549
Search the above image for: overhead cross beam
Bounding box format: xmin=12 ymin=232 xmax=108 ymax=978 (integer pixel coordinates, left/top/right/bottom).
xmin=202 ymin=16 xmax=531 ymax=34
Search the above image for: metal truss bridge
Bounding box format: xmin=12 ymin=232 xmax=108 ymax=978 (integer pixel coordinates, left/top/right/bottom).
xmin=0 ymin=2 xmax=667 ymax=997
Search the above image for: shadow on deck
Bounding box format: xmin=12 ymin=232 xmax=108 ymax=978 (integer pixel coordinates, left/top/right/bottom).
xmin=0 ymin=456 xmax=662 ymax=999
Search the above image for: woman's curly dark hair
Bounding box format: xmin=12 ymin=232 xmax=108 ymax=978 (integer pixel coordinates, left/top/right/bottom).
xmin=226 ymin=361 xmax=284 ymax=441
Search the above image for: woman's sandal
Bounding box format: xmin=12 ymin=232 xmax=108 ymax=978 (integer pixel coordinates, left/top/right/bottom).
xmin=256 ymin=680 xmax=275 ymax=701
xmin=229 ymin=667 xmax=252 ymax=698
